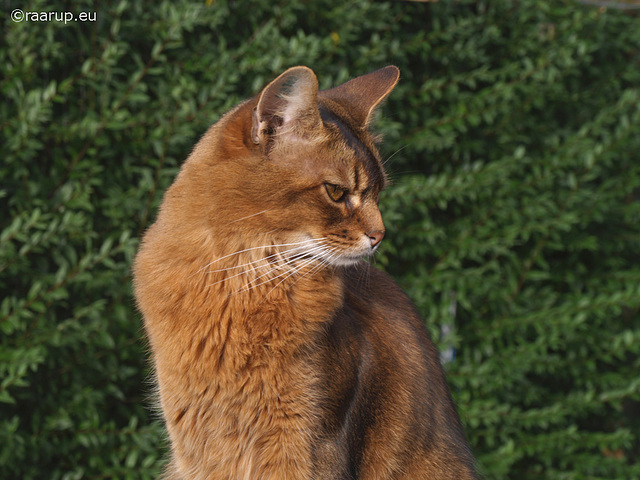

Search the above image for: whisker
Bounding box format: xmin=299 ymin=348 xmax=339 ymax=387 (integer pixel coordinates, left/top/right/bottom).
xmin=191 ymin=238 xmax=327 ymax=278
xmin=205 ymin=243 xmax=330 ymax=289
xmin=247 ymin=241 xmax=336 ymax=293
xmin=255 ymin=255 xmax=325 ymax=301
xmin=355 ymin=256 xmax=370 ymax=291
xmin=205 ymin=262 xmax=268 ymax=288
xmin=235 ymin=244 xmax=330 ymax=293
xmin=298 ymin=250 xmax=334 ymax=280
xmin=382 ymin=144 xmax=408 ymax=167
xmin=206 ymin=248 xmax=292 ymax=275
xmin=261 ymin=245 xmax=341 ymax=300
xmin=228 ymin=210 xmax=268 ymax=224
xmin=236 ymin=255 xmax=317 ymax=296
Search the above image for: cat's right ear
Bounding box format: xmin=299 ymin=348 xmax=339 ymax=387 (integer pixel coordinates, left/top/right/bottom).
xmin=251 ymin=66 xmax=321 ymax=146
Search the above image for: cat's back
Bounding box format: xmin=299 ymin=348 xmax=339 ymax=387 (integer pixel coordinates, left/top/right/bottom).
xmin=313 ymin=263 xmax=476 ymax=479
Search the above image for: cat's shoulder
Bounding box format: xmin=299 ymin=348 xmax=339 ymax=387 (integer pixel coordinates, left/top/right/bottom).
xmin=340 ymin=263 xmax=430 ymax=344
xmin=343 ymin=262 xmax=417 ymax=315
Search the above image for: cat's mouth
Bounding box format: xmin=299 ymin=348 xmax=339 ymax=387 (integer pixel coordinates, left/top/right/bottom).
xmin=335 ymin=244 xmax=381 ymax=266
xmin=291 ymin=236 xmax=377 ymax=268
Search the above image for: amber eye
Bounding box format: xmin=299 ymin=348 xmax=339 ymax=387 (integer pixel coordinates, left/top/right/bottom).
xmin=325 ymin=183 xmax=347 ymax=202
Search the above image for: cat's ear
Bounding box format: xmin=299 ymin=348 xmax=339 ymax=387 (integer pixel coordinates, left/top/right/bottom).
xmin=320 ymin=66 xmax=400 ymax=129
xmin=251 ymin=66 xmax=321 ymax=145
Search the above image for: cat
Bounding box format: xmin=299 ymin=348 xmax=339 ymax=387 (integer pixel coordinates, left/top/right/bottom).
xmin=133 ymin=65 xmax=477 ymax=479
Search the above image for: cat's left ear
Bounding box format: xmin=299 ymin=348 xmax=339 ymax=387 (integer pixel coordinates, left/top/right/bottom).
xmin=320 ymin=65 xmax=400 ymax=129
xmin=252 ymin=66 xmax=321 ymax=145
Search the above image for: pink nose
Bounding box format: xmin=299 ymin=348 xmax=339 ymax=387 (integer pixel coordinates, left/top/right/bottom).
xmin=368 ymin=230 xmax=385 ymax=248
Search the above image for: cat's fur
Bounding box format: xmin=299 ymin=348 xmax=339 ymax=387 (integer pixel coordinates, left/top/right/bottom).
xmin=134 ymin=66 xmax=477 ymax=479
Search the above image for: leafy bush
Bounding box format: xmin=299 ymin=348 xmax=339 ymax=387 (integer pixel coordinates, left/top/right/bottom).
xmin=1 ymin=0 xmax=639 ymax=478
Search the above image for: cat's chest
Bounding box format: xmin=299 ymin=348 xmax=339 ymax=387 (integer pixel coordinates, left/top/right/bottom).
xmin=157 ymin=281 xmax=342 ymax=479
xmin=169 ymin=347 xmax=322 ymax=479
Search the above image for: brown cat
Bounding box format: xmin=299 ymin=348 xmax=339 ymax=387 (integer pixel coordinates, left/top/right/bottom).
xmin=134 ymin=66 xmax=477 ymax=479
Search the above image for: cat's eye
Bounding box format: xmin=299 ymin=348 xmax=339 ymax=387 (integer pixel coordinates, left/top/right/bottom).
xmin=325 ymin=183 xmax=347 ymax=202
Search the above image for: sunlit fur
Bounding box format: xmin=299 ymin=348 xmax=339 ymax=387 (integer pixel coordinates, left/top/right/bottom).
xmin=134 ymin=66 xmax=477 ymax=479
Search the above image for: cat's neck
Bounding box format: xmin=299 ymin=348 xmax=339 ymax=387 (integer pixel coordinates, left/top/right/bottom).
xmin=141 ymin=222 xmax=345 ymax=369
xmin=192 ymin=239 xmax=343 ymax=373
xmin=196 ymin=234 xmax=345 ymax=324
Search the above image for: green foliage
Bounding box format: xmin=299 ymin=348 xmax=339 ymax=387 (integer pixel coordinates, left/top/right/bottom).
xmin=1 ymin=0 xmax=639 ymax=478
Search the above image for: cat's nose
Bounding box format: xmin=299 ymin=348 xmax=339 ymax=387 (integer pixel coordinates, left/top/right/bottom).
xmin=368 ymin=230 xmax=385 ymax=248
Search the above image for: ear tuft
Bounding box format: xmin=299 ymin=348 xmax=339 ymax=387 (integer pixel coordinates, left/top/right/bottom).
xmin=252 ymin=66 xmax=320 ymax=145
xmin=319 ymin=66 xmax=400 ymax=128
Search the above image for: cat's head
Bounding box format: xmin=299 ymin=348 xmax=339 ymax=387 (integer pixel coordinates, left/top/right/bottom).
xmin=190 ymin=66 xmax=399 ymax=268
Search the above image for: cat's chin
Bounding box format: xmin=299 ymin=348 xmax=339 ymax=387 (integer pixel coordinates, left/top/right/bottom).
xmin=325 ymin=254 xmax=367 ymax=267
xmin=312 ymin=244 xmax=378 ymax=268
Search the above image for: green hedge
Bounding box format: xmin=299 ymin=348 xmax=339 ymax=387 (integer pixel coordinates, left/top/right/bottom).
xmin=2 ymin=0 xmax=639 ymax=478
